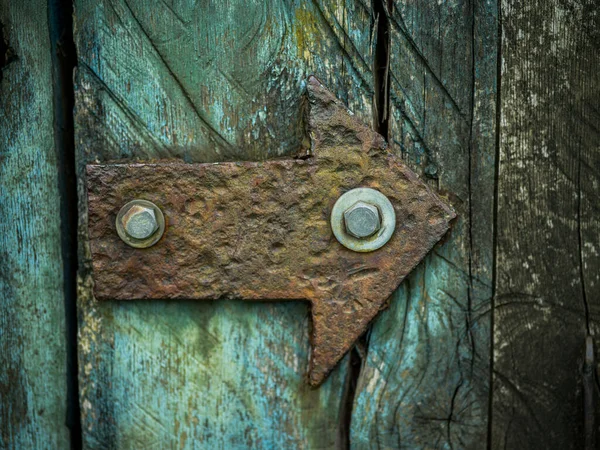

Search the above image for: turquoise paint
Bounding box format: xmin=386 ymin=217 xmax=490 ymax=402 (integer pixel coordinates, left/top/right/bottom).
xmin=78 ymin=299 xmax=350 ymax=448
xmin=106 ymin=301 xmax=348 ymax=448
xmin=0 ymin=1 xmax=70 ymax=448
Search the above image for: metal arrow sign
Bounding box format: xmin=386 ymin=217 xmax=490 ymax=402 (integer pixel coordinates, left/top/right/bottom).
xmin=86 ymin=77 xmax=456 ymax=386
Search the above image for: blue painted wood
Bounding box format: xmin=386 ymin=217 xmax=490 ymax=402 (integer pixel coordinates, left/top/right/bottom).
xmin=0 ymin=1 xmax=70 ymax=448
xmin=74 ymin=0 xmax=376 ymax=447
xmin=351 ymin=0 xmax=498 ymax=447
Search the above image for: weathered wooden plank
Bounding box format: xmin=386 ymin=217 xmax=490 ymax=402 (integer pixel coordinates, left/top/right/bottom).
xmin=0 ymin=1 xmax=70 ymax=448
xmin=577 ymin=14 xmax=600 ymax=449
xmin=492 ymin=1 xmax=600 ymax=448
xmin=74 ymin=0 xmax=376 ymax=447
xmin=351 ymin=0 xmax=498 ymax=447
xmin=74 ymin=0 xmax=375 ymax=162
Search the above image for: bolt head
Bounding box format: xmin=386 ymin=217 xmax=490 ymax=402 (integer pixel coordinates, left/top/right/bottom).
xmin=121 ymin=205 xmax=159 ymax=240
xmin=343 ymin=201 xmax=381 ymax=239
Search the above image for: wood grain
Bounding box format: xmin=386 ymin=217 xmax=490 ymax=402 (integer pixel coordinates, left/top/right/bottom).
xmin=74 ymin=0 xmax=376 ymax=447
xmin=0 ymin=1 xmax=70 ymax=448
xmin=351 ymin=0 xmax=498 ymax=447
xmin=3 ymin=0 xmax=596 ymax=447
xmin=492 ymin=0 xmax=600 ymax=448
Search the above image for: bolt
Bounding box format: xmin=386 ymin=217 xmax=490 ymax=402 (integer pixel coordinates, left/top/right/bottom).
xmin=343 ymin=201 xmax=381 ymax=239
xmin=121 ymin=204 xmax=159 ymax=240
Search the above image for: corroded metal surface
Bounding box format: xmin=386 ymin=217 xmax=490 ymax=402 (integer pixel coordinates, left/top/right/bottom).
xmin=87 ymin=76 xmax=456 ymax=385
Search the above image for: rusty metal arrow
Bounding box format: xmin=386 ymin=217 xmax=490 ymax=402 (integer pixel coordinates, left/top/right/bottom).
xmin=86 ymin=76 xmax=456 ymax=386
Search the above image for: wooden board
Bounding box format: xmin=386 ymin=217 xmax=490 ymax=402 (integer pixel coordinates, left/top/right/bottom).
xmin=491 ymin=0 xmax=600 ymax=448
xmin=74 ymin=0 xmax=376 ymax=447
xmin=0 ymin=1 xmax=70 ymax=448
xmin=2 ymin=0 xmax=598 ymax=447
xmin=351 ymin=0 xmax=498 ymax=447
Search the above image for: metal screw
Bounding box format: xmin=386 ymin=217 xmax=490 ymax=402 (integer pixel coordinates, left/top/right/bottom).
xmin=121 ymin=205 xmax=159 ymax=240
xmin=116 ymin=199 xmax=165 ymax=248
xmin=343 ymin=201 xmax=381 ymax=239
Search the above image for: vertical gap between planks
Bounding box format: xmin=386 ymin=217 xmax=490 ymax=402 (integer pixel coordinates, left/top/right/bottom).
xmin=48 ymin=0 xmax=81 ymax=448
xmin=373 ymin=0 xmax=392 ymax=138
xmin=340 ymin=0 xmax=394 ymax=447
xmin=338 ymin=347 xmax=363 ymax=449
xmin=488 ymin=0 xmax=503 ymax=447
xmin=0 ymin=21 xmax=17 ymax=82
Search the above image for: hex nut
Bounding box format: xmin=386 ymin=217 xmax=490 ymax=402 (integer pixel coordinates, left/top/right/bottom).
xmin=330 ymin=187 xmax=396 ymax=252
xmin=343 ymin=201 xmax=381 ymax=239
xmin=116 ymin=199 xmax=165 ymax=248
xmin=122 ymin=205 xmax=159 ymax=240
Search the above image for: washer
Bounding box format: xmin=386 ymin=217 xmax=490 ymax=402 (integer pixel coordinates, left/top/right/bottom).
xmin=330 ymin=187 xmax=396 ymax=252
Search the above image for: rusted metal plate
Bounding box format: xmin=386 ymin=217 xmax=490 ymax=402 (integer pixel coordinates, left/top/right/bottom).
xmin=86 ymin=76 xmax=456 ymax=385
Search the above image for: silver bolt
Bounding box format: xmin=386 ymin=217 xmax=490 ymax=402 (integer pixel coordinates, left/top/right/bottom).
xmin=116 ymin=199 xmax=165 ymax=248
xmin=343 ymin=201 xmax=381 ymax=239
xmin=121 ymin=205 xmax=159 ymax=240
xmin=331 ymin=188 xmax=395 ymax=252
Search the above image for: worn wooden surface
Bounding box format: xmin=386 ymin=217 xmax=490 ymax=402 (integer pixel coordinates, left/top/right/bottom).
xmin=352 ymin=0 xmax=498 ymax=448
xmin=74 ymin=0 xmax=376 ymax=447
xmin=492 ymin=0 xmax=600 ymax=448
xmin=1 ymin=0 xmax=595 ymax=448
xmin=0 ymin=1 xmax=70 ymax=448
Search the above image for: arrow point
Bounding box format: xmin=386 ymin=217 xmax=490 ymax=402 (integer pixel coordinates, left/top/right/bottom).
xmin=302 ymin=76 xmax=456 ymax=385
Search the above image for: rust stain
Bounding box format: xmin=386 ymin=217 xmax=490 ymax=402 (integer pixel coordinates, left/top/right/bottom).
xmin=86 ymin=76 xmax=456 ymax=385
xmin=293 ymin=8 xmax=319 ymax=60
